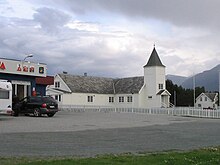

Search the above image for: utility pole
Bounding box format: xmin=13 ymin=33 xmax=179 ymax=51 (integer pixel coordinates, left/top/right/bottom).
xmin=219 ymin=70 xmax=220 ymax=109
xmin=193 ymin=73 xmax=196 ymax=108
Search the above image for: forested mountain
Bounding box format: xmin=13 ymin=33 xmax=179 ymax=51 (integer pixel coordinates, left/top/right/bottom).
xmin=166 ymin=75 xmax=187 ymax=86
xmin=181 ymin=64 xmax=220 ymax=91
xmin=167 ymin=64 xmax=220 ymax=92
xmin=166 ymin=79 xmax=206 ymax=106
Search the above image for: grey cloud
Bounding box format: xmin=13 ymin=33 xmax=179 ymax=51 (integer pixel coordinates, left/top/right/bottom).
xmin=0 ymin=13 xmax=142 ymax=77
xmin=33 ymin=7 xmax=71 ymax=33
xmin=52 ymin=0 xmax=220 ymax=30
xmin=2 ymin=1 xmax=219 ymax=78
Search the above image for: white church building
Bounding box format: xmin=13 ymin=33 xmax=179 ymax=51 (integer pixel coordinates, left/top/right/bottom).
xmin=47 ymin=47 xmax=171 ymax=108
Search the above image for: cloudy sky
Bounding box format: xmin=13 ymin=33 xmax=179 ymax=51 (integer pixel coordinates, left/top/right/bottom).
xmin=0 ymin=0 xmax=220 ymax=78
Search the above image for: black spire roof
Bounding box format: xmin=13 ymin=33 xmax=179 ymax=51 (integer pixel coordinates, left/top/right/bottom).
xmin=144 ymin=47 xmax=165 ymax=67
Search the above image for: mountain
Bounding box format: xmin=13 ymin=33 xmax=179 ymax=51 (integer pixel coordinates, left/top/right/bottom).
xmin=181 ymin=64 xmax=220 ymax=91
xmin=166 ymin=75 xmax=188 ymax=86
xmin=166 ymin=64 xmax=220 ymax=92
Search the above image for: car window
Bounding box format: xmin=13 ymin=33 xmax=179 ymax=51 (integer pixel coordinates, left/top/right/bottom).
xmin=30 ymin=97 xmax=42 ymax=103
xmin=20 ymin=97 xmax=28 ymax=103
xmin=42 ymin=97 xmax=56 ymax=103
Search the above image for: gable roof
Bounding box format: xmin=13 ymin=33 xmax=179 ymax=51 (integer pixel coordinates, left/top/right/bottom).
xmin=114 ymin=76 xmax=144 ymax=94
xmin=144 ymin=47 xmax=165 ymax=67
xmin=58 ymin=74 xmax=144 ymax=94
xmin=204 ymin=93 xmax=218 ymax=102
xmin=157 ymin=89 xmax=171 ymax=96
xmin=196 ymin=92 xmax=218 ymax=102
xmin=59 ymin=74 xmax=114 ymax=94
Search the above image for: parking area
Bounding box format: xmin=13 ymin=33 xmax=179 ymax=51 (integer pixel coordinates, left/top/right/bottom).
xmin=1 ymin=110 xmax=198 ymax=133
xmin=1 ymin=111 xmax=220 ymax=157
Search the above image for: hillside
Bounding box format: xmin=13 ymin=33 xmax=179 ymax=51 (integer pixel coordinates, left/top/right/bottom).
xmin=166 ymin=75 xmax=187 ymax=86
xmin=166 ymin=64 xmax=220 ymax=92
xmin=181 ymin=64 xmax=220 ymax=91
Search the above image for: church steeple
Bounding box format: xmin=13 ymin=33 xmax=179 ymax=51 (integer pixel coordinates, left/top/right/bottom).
xmin=144 ymin=47 xmax=165 ymax=67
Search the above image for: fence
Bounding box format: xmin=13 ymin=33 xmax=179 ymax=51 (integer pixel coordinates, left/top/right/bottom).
xmin=59 ymin=104 xmax=220 ymax=119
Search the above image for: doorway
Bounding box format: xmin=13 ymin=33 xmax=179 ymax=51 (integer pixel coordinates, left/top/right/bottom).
xmin=12 ymin=80 xmax=31 ymax=100
xmin=17 ymin=85 xmax=24 ymax=100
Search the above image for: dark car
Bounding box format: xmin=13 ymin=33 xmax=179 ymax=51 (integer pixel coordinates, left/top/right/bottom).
xmin=13 ymin=96 xmax=59 ymax=117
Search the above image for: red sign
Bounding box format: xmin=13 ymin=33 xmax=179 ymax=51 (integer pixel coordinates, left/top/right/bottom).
xmin=17 ymin=64 xmax=21 ymax=71
xmin=0 ymin=62 xmax=6 ymax=70
xmin=29 ymin=66 xmax=34 ymax=72
xmin=23 ymin=66 xmax=28 ymax=72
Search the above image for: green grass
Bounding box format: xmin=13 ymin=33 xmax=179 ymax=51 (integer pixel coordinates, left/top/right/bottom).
xmin=1 ymin=147 xmax=220 ymax=165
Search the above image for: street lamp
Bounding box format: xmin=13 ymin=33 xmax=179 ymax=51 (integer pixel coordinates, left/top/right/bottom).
xmin=23 ymin=54 xmax=33 ymax=61
xmin=192 ymin=73 xmax=196 ymax=108
xmin=219 ymin=70 xmax=220 ymax=109
xmin=193 ymin=74 xmax=196 ymax=108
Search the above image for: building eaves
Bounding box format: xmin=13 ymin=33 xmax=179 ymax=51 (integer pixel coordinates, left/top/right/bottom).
xmin=51 ymin=88 xmax=71 ymax=94
xmin=156 ymin=89 xmax=171 ymax=96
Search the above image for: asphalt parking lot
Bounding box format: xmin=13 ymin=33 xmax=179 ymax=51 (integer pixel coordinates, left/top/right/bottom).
xmin=0 ymin=111 xmax=220 ymax=157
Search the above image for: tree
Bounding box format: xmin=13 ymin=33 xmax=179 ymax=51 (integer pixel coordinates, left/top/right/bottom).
xmin=166 ymin=79 xmax=205 ymax=106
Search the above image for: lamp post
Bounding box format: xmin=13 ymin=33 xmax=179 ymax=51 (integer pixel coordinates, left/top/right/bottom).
xmin=22 ymin=54 xmax=33 ymax=72
xmin=193 ymin=73 xmax=196 ymax=108
xmin=23 ymin=54 xmax=33 ymax=61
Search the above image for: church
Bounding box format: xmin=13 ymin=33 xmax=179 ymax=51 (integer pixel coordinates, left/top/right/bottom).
xmin=47 ymin=47 xmax=171 ymax=108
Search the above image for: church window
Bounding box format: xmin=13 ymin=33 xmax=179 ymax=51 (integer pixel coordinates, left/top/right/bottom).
xmin=109 ymin=97 xmax=114 ymax=103
xmin=119 ymin=96 xmax=124 ymax=102
xmin=159 ymin=84 xmax=163 ymax=89
xmin=127 ymin=96 xmax=132 ymax=102
xmin=88 ymin=96 xmax=93 ymax=102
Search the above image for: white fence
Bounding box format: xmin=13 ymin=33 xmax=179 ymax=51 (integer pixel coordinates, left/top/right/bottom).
xmin=59 ymin=105 xmax=220 ymax=119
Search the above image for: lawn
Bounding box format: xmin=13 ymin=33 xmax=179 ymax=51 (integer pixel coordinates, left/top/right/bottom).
xmin=1 ymin=147 xmax=220 ymax=165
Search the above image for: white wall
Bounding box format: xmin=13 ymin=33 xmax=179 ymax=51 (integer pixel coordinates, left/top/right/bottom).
xmin=195 ymin=95 xmax=216 ymax=109
xmin=60 ymin=93 xmax=142 ymax=108
xmin=114 ymin=94 xmax=139 ymax=108
xmin=144 ymin=66 xmax=165 ymax=108
xmin=47 ymin=67 xmax=169 ymax=108
xmin=138 ymin=85 xmax=147 ymax=108
xmin=48 ymin=75 xmax=71 ymax=93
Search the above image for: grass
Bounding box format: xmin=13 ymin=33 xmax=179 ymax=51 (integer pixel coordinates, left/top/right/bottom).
xmin=1 ymin=147 xmax=220 ymax=165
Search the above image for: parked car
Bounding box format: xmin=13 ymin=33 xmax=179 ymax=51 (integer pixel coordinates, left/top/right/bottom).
xmin=13 ymin=96 xmax=59 ymax=117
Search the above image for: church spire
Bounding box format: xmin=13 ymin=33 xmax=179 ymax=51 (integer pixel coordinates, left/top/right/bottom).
xmin=144 ymin=47 xmax=165 ymax=67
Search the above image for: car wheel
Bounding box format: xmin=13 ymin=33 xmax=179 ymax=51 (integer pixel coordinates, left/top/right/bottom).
xmin=33 ymin=108 xmax=41 ymax=117
xmin=47 ymin=113 xmax=55 ymax=117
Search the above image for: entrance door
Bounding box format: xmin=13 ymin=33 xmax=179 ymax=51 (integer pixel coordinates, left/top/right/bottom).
xmin=12 ymin=80 xmax=31 ymax=100
xmin=17 ymin=85 xmax=24 ymax=100
xmin=161 ymin=95 xmax=169 ymax=108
